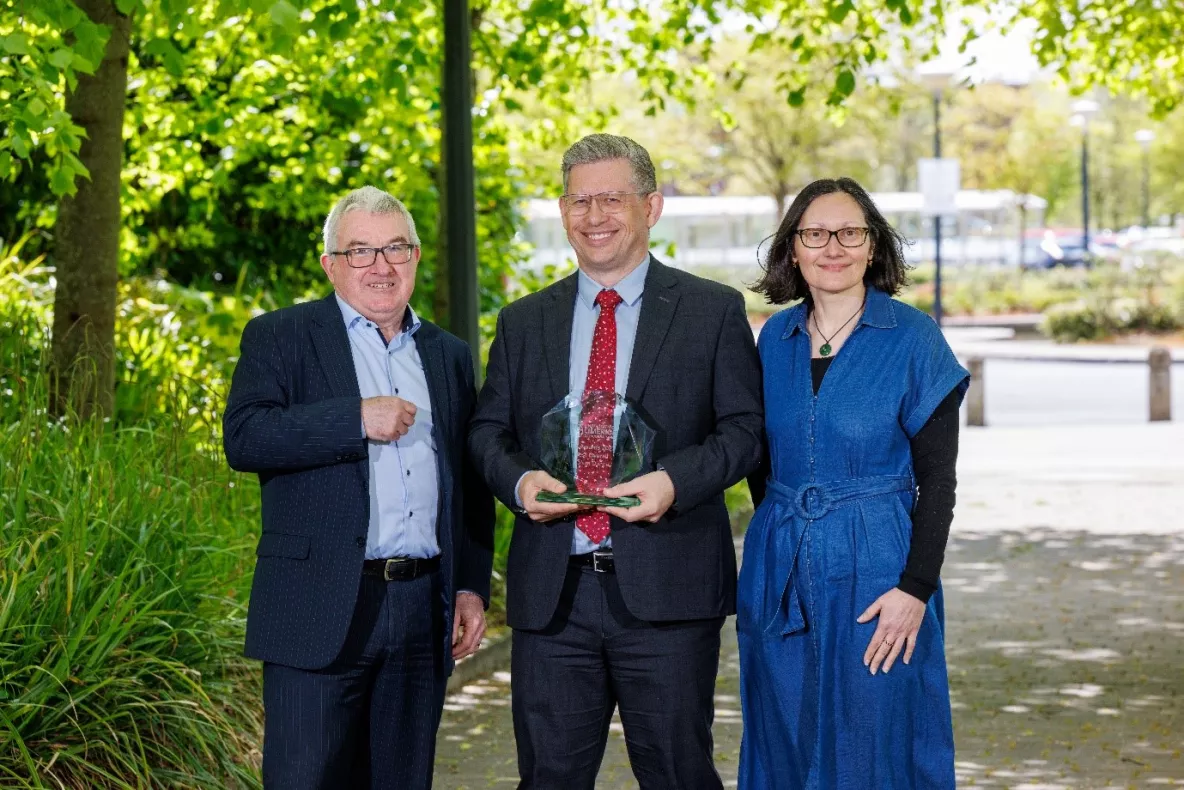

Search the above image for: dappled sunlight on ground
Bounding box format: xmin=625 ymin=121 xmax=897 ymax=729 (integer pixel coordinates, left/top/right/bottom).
xmin=945 ymin=530 xmax=1184 ymax=788
xmin=435 ymin=526 xmax=1183 ymax=788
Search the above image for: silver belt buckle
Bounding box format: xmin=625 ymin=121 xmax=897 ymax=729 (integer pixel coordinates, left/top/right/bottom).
xmin=591 ymin=550 xmax=613 ymax=573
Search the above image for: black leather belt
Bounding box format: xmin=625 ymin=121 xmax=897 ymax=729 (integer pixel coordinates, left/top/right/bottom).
xmin=569 ymin=550 xmax=615 ymax=573
xmin=362 ymin=555 xmax=440 ymax=581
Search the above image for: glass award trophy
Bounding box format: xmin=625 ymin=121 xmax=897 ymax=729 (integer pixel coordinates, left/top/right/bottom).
xmin=535 ymin=390 xmax=657 ymax=508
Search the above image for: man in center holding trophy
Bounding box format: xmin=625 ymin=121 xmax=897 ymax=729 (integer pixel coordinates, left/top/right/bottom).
xmin=469 ymin=133 xmax=764 ymax=788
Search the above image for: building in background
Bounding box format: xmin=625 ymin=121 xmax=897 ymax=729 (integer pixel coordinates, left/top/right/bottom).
xmin=522 ymin=191 xmax=1048 ymax=270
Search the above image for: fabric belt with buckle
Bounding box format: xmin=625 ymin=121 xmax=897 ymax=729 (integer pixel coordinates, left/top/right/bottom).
xmin=569 ymin=550 xmax=615 ymax=573
xmin=361 ymin=555 xmax=441 ymax=581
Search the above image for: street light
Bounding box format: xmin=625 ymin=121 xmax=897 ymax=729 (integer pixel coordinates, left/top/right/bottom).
xmin=1070 ymin=99 xmax=1099 ymax=258
xmin=1135 ymin=129 xmax=1155 ymax=227
xmin=918 ymin=65 xmax=958 ymax=326
xmin=443 ymin=0 xmax=480 ymax=376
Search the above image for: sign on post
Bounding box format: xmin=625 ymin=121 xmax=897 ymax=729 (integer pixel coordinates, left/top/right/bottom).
xmin=918 ymin=158 xmax=960 ymax=216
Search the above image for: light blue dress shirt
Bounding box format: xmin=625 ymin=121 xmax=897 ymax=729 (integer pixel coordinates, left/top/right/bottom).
xmin=567 ymin=257 xmax=648 ymax=554
xmin=337 ymin=295 xmax=440 ymax=560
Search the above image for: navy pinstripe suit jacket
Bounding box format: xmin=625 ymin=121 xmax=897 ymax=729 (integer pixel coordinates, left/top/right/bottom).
xmin=224 ymin=293 xmax=494 ymax=671
xmin=469 ymin=259 xmax=764 ymax=630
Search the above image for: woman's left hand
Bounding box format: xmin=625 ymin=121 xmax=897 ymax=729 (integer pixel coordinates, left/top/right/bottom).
xmin=857 ymin=588 xmax=926 ymax=675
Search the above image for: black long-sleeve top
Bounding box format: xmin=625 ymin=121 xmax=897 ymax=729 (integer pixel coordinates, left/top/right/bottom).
xmin=811 ymin=357 xmax=960 ymax=604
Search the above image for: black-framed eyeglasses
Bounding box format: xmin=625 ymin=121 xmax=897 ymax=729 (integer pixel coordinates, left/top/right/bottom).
xmin=330 ymin=243 xmax=418 ymax=268
xmin=560 ymin=191 xmax=649 ymax=216
xmin=796 ymin=227 xmax=870 ymax=249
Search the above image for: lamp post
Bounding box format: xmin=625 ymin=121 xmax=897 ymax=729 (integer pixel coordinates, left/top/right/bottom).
xmin=932 ymin=88 xmax=944 ymax=325
xmin=1135 ymin=129 xmax=1155 ymax=228
xmin=919 ymin=66 xmax=957 ymax=326
xmin=1071 ymin=99 xmax=1099 ymax=258
xmin=443 ymin=0 xmax=480 ymax=375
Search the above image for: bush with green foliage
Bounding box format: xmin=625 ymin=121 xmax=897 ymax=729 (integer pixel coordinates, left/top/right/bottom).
xmin=1041 ymin=297 xmax=1181 ymax=343
xmin=1 ymin=247 xmax=264 ymax=787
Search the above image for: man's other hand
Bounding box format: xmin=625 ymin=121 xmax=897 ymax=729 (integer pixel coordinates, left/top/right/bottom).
xmin=600 ymin=470 xmax=676 ymax=523
xmin=518 ymin=470 xmax=584 ymax=523
xmin=361 ymin=396 xmax=417 ymax=442
xmin=452 ymin=591 xmax=486 ymax=660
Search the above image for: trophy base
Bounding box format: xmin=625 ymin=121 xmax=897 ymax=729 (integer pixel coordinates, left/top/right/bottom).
xmin=536 ymin=491 xmax=641 ymax=508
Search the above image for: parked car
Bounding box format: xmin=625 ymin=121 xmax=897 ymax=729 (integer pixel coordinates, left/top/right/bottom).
xmin=1021 ymin=234 xmax=1091 ymax=269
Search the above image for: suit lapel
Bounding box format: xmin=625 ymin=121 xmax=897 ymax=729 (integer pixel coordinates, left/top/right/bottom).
xmin=626 ymin=259 xmax=679 ymax=402
xmin=310 ymin=294 xmax=361 ymax=399
xmin=414 ymin=322 xmax=450 ymax=442
xmin=413 ymin=321 xmax=453 ymax=544
xmin=543 ymin=273 xmax=577 ymax=401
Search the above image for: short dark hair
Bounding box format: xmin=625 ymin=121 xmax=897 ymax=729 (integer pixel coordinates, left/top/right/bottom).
xmin=752 ymin=177 xmax=911 ymax=304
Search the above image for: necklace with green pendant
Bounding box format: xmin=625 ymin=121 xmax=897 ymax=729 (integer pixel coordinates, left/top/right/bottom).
xmin=812 ymin=298 xmax=865 ymax=357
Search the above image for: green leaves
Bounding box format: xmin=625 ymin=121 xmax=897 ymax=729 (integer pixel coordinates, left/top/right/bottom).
xmin=268 ymin=0 xmax=302 ymax=31
xmin=25 ymin=97 xmax=48 ymax=122
xmin=835 ymin=69 xmax=856 ymax=98
xmin=50 ymin=163 xmax=79 ymax=197
xmin=70 ymin=19 xmax=111 ymax=73
xmin=48 ymin=47 xmax=75 ymax=69
xmin=143 ymin=38 xmax=185 ymax=77
xmin=1 ymin=32 xmax=31 ymax=55
xmin=827 ymin=0 xmax=855 ymax=24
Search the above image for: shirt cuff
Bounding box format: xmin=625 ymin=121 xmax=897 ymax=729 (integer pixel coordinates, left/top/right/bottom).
xmin=456 ymin=588 xmax=489 ymax=609
xmin=656 ymin=464 xmax=677 ymax=507
xmin=896 ymin=573 xmax=936 ymax=604
xmin=513 ymin=470 xmax=530 ymax=509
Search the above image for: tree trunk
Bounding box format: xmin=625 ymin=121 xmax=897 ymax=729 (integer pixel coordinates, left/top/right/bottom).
xmin=50 ymin=0 xmax=130 ymax=419
xmin=774 ymin=185 xmax=789 ymax=222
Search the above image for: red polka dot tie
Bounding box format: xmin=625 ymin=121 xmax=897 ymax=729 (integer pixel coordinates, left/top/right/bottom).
xmin=576 ymin=289 xmax=623 ymax=543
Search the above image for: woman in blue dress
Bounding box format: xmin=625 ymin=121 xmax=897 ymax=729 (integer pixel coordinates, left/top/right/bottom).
xmin=737 ymin=177 xmax=968 ymax=789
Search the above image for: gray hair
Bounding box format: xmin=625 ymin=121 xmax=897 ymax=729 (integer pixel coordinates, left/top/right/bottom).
xmin=561 ymin=134 xmax=657 ymax=194
xmin=322 ymin=186 xmax=421 ymax=253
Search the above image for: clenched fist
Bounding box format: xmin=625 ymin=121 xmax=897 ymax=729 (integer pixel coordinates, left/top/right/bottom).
xmin=361 ymin=396 xmax=417 ymax=442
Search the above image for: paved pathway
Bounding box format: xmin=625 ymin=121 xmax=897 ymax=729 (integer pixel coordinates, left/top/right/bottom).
xmin=435 ymin=424 xmax=1184 ymax=788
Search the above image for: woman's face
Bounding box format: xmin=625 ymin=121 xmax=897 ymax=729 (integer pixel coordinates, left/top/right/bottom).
xmin=793 ymin=192 xmax=873 ymax=298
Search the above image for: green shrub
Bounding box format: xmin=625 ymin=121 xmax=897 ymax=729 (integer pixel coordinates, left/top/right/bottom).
xmin=1041 ymin=300 xmax=1112 ymax=342
xmin=1 ymin=237 xmax=265 ymax=788
xmin=0 ymin=373 xmax=264 ymax=788
xmin=1 ymin=235 xmax=260 ymax=433
xmin=1040 ymin=296 xmax=1181 ymax=342
xmin=725 ymin=479 xmax=754 ymax=534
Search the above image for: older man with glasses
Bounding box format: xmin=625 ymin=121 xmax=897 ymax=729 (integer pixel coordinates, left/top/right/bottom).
xmin=223 ymin=186 xmax=494 ymax=789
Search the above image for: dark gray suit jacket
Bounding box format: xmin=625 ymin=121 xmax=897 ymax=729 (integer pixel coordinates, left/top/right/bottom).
xmin=223 ymin=294 xmax=494 ymax=670
xmin=469 ymin=258 xmax=763 ymax=630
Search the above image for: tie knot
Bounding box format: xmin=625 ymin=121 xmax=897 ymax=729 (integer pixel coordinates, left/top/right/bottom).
xmin=596 ymin=289 xmax=623 ymax=310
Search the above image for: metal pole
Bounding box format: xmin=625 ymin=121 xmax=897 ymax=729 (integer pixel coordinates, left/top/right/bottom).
xmin=1081 ymin=123 xmax=1090 ymax=259
xmin=443 ymin=0 xmax=480 ymax=377
xmin=1142 ymin=145 xmax=1151 ymax=228
xmin=966 ymin=357 xmax=985 ymax=427
xmin=933 ymin=89 xmax=943 ymax=327
xmin=1150 ymin=347 xmax=1172 ymax=422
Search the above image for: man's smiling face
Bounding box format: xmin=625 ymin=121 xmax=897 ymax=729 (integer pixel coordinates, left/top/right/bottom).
xmin=320 ymin=210 xmax=419 ymax=328
xmin=560 ymin=158 xmax=661 ymax=280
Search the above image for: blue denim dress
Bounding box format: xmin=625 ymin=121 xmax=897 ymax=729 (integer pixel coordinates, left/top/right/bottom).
xmin=737 ymin=288 xmax=969 ymax=789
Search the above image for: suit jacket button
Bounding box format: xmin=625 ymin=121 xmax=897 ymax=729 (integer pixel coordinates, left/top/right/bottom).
xmin=355 ymin=536 xmax=366 ymax=548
